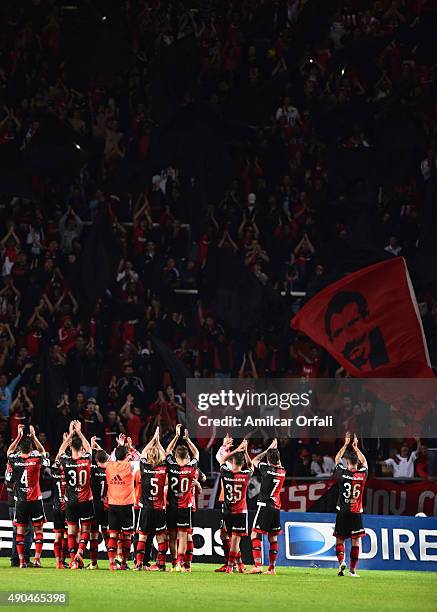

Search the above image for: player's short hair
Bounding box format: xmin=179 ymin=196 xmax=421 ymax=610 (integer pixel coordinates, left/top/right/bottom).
xmin=175 ymin=445 xmax=189 ymax=460
xmin=145 ymin=447 xmax=161 ymax=467
xmin=267 ymin=449 xmax=280 ymax=465
xmin=231 ymin=452 xmax=245 ymax=466
xmin=96 ymin=450 xmax=108 ymax=464
xmin=71 ymin=436 xmax=83 ymax=451
xmin=345 ymin=450 xmax=359 ymax=466
xmin=115 ymin=446 xmax=128 ymax=461
xmin=19 ymin=437 xmax=32 ymax=453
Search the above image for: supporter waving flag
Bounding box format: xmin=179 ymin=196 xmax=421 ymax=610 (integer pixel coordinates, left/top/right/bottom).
xmin=291 ymin=257 xmax=434 ymax=379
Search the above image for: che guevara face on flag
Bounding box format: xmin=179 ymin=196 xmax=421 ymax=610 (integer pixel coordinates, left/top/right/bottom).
xmin=291 ymin=258 xmax=433 ymax=379
xmin=325 ymin=291 xmax=389 ymax=371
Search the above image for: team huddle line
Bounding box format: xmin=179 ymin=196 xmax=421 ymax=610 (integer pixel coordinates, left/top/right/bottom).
xmin=6 ymin=423 xmax=368 ymax=576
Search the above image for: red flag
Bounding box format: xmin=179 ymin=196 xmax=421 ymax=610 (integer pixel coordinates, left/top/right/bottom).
xmin=291 ymin=258 xmax=433 ymax=378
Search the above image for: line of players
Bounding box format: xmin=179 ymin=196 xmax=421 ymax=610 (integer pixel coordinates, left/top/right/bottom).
xmin=6 ymin=421 xmax=286 ymax=573
xmin=6 ymin=422 xmax=367 ymax=576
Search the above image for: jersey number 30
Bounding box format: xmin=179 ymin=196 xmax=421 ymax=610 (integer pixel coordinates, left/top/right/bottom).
xmin=67 ymin=469 xmax=88 ymax=487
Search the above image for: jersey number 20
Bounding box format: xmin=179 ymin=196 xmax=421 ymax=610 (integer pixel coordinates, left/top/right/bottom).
xmin=170 ymin=476 xmax=189 ymax=494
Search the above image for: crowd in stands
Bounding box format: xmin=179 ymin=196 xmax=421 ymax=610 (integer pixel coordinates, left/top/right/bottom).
xmin=0 ymin=0 xmax=436 ymax=481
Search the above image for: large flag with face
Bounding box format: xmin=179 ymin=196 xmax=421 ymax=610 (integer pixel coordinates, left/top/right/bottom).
xmin=291 ymin=257 xmax=434 ymax=379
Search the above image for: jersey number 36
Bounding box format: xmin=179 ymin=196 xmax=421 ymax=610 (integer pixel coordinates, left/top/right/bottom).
xmin=343 ymin=481 xmax=361 ymax=500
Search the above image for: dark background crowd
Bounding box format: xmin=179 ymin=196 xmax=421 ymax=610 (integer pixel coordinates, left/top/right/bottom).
xmin=0 ymin=0 xmax=437 ymax=483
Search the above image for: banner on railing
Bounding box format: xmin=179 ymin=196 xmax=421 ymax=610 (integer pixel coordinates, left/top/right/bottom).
xmin=277 ymin=512 xmax=437 ymax=571
xmin=280 ymin=478 xmax=437 ymax=516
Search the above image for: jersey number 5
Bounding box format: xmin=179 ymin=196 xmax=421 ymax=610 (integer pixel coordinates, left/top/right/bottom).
xmin=150 ymin=477 xmax=159 ymax=496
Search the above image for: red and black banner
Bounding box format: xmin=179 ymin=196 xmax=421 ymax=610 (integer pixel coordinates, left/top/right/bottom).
xmin=292 ymin=258 xmax=433 ymax=379
xmin=280 ymin=478 xmax=437 ymax=516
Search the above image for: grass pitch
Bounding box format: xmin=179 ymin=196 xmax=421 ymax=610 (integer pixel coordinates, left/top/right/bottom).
xmin=0 ymin=559 xmax=436 ymax=612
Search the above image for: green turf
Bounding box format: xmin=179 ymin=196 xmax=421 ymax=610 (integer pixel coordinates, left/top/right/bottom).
xmin=0 ymin=559 xmax=436 ymax=612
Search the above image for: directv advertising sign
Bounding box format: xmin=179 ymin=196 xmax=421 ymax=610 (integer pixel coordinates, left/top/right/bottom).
xmin=277 ymin=512 xmax=437 ymax=571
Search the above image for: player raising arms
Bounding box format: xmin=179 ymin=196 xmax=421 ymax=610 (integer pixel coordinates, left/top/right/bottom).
xmin=50 ymin=436 xmax=67 ymax=569
xmin=184 ymin=466 xmax=206 ymax=572
xmin=88 ymin=437 xmax=109 ymax=570
xmin=249 ymin=439 xmax=286 ymax=575
xmin=135 ymin=426 xmax=167 ymax=571
xmin=165 ymin=424 xmax=199 ymax=572
xmin=215 ymin=433 xmax=234 ymax=572
xmin=106 ymin=442 xmax=139 ymax=571
xmin=334 ymin=433 xmax=368 ymax=578
xmin=7 ymin=424 xmax=49 ymax=568
xmin=218 ymin=439 xmax=253 ymax=574
xmin=56 ymin=420 xmax=94 ymax=569
xmin=109 ymin=434 xmax=140 ymax=568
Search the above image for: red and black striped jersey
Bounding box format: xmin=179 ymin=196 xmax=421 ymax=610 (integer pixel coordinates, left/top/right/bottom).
xmin=220 ymin=465 xmax=253 ymax=514
xmin=335 ymin=463 xmax=368 ymax=513
xmin=7 ymin=452 xmax=49 ymax=502
xmin=134 ymin=469 xmax=141 ymax=510
xmin=191 ymin=468 xmax=206 ymax=512
xmin=59 ymin=452 xmax=93 ymax=503
xmin=51 ymin=461 xmax=66 ymax=511
xmin=91 ymin=463 xmax=107 ymax=508
xmin=5 ymin=463 xmax=14 ymax=507
xmin=165 ymin=454 xmax=197 ymax=509
xmin=256 ymin=462 xmax=286 ymax=509
xmin=139 ymin=460 xmax=167 ymax=509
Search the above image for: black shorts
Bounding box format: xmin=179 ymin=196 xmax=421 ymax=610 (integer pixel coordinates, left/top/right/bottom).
xmin=221 ymin=512 xmax=248 ymax=537
xmin=91 ymin=502 xmax=108 ymax=532
xmin=166 ymin=507 xmax=192 ymax=532
xmin=65 ymin=500 xmax=95 ymax=525
xmin=134 ymin=507 xmax=140 ymax=530
xmin=14 ymin=500 xmax=46 ymax=526
xmin=108 ymin=504 xmax=135 ymax=532
xmin=53 ymin=508 xmax=66 ymax=532
xmin=136 ymin=507 xmax=166 ymax=535
xmin=334 ymin=511 xmax=366 ymax=539
xmin=252 ymin=503 xmax=282 ymax=535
